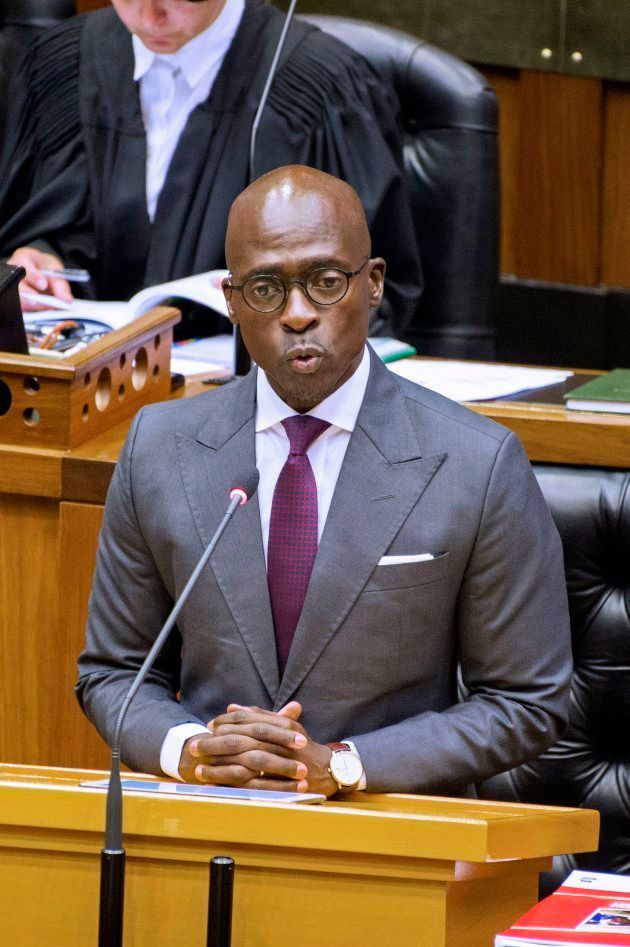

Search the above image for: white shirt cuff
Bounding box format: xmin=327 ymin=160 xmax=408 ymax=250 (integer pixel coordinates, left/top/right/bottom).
xmin=160 ymin=722 xmax=209 ymax=780
xmin=342 ymin=739 xmax=367 ymax=791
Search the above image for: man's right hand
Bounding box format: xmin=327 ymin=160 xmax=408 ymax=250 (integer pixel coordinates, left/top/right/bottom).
xmin=177 ymin=703 xmax=309 ymax=791
xmin=8 ymin=246 xmax=73 ymax=311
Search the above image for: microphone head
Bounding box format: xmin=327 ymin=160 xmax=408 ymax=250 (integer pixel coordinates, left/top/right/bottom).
xmin=229 ymin=467 xmax=260 ymax=505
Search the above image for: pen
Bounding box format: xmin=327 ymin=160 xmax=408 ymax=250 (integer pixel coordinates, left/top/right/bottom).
xmin=39 ymin=268 xmax=91 ymax=283
xmin=20 ymin=290 xmax=71 ymax=309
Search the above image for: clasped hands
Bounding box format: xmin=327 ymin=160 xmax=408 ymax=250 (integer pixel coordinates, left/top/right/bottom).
xmin=178 ymin=701 xmax=337 ymax=798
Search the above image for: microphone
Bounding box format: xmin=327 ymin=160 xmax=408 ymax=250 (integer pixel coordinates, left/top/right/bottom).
xmin=248 ymin=0 xmax=299 ymax=184
xmin=98 ymin=467 xmax=260 ymax=947
xmin=232 ymin=0 xmax=300 ymax=378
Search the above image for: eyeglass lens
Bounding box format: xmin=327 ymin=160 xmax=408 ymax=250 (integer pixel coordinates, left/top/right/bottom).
xmin=243 ymin=267 xmax=350 ymax=312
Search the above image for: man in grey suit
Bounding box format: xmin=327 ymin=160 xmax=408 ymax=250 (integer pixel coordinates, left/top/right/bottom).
xmin=77 ymin=165 xmax=571 ymax=799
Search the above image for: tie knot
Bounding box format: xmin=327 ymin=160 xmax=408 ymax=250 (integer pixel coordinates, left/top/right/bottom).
xmin=282 ymin=415 xmax=330 ymax=456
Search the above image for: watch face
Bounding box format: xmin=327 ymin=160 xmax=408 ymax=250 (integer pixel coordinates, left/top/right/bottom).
xmin=330 ymin=751 xmax=363 ymax=788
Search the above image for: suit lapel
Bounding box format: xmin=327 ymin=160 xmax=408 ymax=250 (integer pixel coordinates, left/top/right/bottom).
xmin=275 ymin=352 xmax=446 ymax=707
xmin=177 ymin=371 xmax=280 ymax=700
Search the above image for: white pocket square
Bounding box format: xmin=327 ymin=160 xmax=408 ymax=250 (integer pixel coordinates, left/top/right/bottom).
xmin=377 ymin=553 xmax=434 ymax=565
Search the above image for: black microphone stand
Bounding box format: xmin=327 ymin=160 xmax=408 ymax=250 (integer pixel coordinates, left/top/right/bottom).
xmin=98 ymin=481 xmax=257 ymax=946
xmin=208 ymin=856 xmax=234 ymax=947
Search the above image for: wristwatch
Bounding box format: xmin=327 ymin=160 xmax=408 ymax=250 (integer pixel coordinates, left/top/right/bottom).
xmin=326 ymin=742 xmax=364 ymax=793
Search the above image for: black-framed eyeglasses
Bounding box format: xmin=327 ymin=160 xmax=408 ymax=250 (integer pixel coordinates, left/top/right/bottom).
xmin=226 ymin=258 xmax=369 ymax=313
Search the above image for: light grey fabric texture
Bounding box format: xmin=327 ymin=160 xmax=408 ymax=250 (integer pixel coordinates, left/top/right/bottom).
xmin=76 ymin=348 xmax=572 ymax=794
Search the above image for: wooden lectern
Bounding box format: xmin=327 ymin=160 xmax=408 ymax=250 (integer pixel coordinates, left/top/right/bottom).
xmin=0 ymin=308 xmax=181 ymax=772
xmin=0 ymin=306 xmax=180 ymax=450
xmin=0 ymin=764 xmax=598 ymax=947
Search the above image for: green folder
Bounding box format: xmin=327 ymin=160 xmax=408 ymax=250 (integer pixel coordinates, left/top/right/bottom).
xmin=564 ymin=369 xmax=630 ymax=413
xmin=369 ymin=337 xmax=417 ymax=363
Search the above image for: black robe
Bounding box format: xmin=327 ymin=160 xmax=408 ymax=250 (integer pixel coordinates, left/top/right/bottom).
xmin=0 ymin=1 xmax=422 ymax=336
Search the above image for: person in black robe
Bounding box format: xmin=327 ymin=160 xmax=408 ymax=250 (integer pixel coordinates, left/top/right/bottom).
xmin=0 ymin=0 xmax=421 ymax=337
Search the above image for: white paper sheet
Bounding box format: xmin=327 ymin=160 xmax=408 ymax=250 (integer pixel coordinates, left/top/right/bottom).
xmin=172 ymin=334 xmax=234 ymax=368
xmin=388 ymin=359 xmax=572 ymax=402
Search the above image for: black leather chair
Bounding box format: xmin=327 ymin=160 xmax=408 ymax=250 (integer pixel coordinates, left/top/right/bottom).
xmin=301 ymin=15 xmax=500 ymax=360
xmin=0 ymin=0 xmax=76 ymax=50
xmin=480 ymin=464 xmax=630 ymax=892
xmin=0 ymin=0 xmax=74 ymax=25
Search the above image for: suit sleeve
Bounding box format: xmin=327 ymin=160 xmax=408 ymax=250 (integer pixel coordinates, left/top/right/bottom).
xmin=351 ymin=432 xmax=573 ymax=794
xmin=75 ymin=410 xmax=206 ymax=774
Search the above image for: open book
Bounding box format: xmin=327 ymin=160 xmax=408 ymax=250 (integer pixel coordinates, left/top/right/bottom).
xmin=21 ymin=269 xmax=230 ymax=332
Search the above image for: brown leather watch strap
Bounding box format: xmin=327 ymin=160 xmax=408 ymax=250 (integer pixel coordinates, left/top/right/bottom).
xmin=326 ymin=742 xmax=351 ymax=753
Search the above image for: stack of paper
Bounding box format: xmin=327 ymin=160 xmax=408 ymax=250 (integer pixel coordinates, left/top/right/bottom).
xmin=171 ymin=335 xmax=234 ymax=379
xmin=388 ymin=359 xmax=572 ymax=402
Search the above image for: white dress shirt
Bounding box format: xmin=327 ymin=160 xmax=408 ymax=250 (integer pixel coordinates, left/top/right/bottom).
xmin=160 ymin=348 xmax=371 ymax=780
xmin=255 ymin=347 xmax=370 ymax=559
xmin=133 ymin=0 xmax=245 ymax=220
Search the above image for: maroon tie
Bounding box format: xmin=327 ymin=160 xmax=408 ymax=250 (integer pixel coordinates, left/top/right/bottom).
xmin=267 ymin=415 xmax=331 ymax=672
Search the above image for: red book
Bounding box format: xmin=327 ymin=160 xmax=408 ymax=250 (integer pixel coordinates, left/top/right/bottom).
xmin=496 ymin=872 xmax=630 ymax=946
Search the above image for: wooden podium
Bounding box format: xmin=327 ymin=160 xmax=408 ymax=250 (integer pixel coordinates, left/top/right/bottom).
xmin=0 ymin=308 xmax=181 ymax=772
xmin=0 ymin=764 xmax=598 ymax=947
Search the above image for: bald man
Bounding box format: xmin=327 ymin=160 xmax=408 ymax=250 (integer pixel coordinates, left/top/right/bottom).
xmin=77 ymin=166 xmax=571 ymax=798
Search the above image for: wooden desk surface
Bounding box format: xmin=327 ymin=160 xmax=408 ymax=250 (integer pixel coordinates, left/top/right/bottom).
xmin=0 ymin=763 xmax=598 ymax=865
xmin=470 ymin=395 xmax=630 ymax=469
xmin=0 ymin=765 xmax=599 ymax=947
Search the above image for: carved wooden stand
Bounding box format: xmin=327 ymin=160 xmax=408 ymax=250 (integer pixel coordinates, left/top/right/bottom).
xmin=0 ymin=306 xmax=180 ymax=450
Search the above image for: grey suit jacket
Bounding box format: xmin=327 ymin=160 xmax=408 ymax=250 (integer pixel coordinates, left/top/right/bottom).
xmin=77 ymin=348 xmax=571 ymax=794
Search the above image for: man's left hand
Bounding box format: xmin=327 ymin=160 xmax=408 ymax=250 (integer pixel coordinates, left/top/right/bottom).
xmin=204 ymin=701 xmax=338 ymax=797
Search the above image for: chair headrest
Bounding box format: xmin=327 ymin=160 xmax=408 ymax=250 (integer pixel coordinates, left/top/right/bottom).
xmin=299 ymin=14 xmax=497 ymax=132
xmin=0 ymin=0 xmax=76 ymax=27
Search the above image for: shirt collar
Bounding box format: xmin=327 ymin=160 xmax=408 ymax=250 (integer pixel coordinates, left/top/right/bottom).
xmin=256 ymin=346 xmax=371 ymax=434
xmin=132 ymin=0 xmax=245 ymax=87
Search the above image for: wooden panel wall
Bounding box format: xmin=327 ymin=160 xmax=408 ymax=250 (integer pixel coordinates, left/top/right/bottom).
xmin=600 ymin=87 xmax=630 ymax=289
xmin=484 ymin=68 xmax=604 ymax=285
xmin=483 ymin=67 xmax=630 ymax=288
xmin=0 ymin=493 xmax=110 ymax=769
xmin=73 ymin=1 xmax=630 ymax=289
xmin=57 ymin=502 xmax=110 ymax=769
xmin=482 ymin=68 xmax=520 ymax=278
xmin=516 ymin=74 xmax=602 ymax=286
xmin=0 ymin=496 xmax=61 ymax=765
